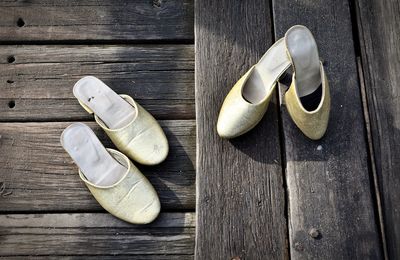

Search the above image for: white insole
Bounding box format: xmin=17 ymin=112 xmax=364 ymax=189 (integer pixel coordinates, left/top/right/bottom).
xmin=61 ymin=123 xmax=127 ymax=186
xmin=285 ymin=25 xmax=321 ymax=97
xmin=73 ymin=76 xmax=136 ymax=129
xmin=242 ymin=38 xmax=291 ymax=104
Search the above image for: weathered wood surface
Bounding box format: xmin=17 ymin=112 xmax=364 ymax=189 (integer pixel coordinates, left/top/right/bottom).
xmin=0 ymin=212 xmax=195 ymax=256
xmin=357 ymin=57 xmax=388 ymax=260
xmin=0 ymin=45 xmax=194 ymax=120
xmin=0 ymin=120 xmax=195 ymax=211
xmin=273 ymin=0 xmax=382 ymax=258
xmin=0 ymin=0 xmax=196 ymax=258
xmin=356 ymin=0 xmax=400 ymax=258
xmin=195 ymin=1 xmax=287 ymax=259
xmin=0 ymin=0 xmax=193 ymax=42
xmin=2 ymin=257 xmax=193 ymax=260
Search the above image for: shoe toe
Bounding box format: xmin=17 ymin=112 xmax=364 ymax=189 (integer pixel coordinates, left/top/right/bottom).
xmin=217 ymin=97 xmax=268 ymax=139
xmin=134 ymin=197 xmax=161 ymax=224
xmin=125 ymin=125 xmax=169 ymax=165
xmin=217 ymin=112 xmax=244 ymax=139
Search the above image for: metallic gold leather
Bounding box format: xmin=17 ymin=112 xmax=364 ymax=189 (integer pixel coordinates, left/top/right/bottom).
xmin=79 ymin=149 xmax=160 ymax=224
xmin=285 ymin=63 xmax=330 ymax=140
xmin=217 ymin=67 xmax=275 ymax=139
xmin=78 ymin=94 xmax=169 ymax=165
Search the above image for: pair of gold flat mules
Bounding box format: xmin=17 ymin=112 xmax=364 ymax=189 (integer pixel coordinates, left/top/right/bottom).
xmin=217 ymin=25 xmax=330 ymax=140
xmin=61 ymin=76 xmax=168 ymax=224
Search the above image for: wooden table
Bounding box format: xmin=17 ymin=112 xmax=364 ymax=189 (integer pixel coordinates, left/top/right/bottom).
xmin=0 ymin=0 xmax=399 ymax=259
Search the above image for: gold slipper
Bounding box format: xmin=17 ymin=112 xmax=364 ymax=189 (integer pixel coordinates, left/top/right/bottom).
xmin=217 ymin=38 xmax=291 ymax=138
xmin=73 ymin=76 xmax=169 ymax=165
xmin=61 ymin=123 xmax=160 ymax=224
xmin=284 ymin=25 xmax=330 ymax=140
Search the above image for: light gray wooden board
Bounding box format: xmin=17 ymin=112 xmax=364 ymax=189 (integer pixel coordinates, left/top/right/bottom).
xmin=355 ymin=0 xmax=400 ymax=258
xmin=0 ymin=0 xmax=193 ymax=41
xmin=195 ymin=0 xmax=288 ymax=259
xmin=0 ymin=45 xmax=194 ymax=120
xmin=0 ymin=212 xmax=195 ymax=256
xmin=272 ymin=0 xmax=383 ymax=258
xmin=357 ymin=57 xmax=388 ymax=259
xmin=0 ymin=120 xmax=195 ymax=211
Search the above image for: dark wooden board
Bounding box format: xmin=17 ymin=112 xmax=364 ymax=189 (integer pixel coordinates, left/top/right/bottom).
xmin=0 ymin=212 xmax=195 ymax=256
xmin=355 ymin=0 xmax=400 ymax=258
xmin=0 ymin=45 xmax=194 ymax=120
xmin=3 ymin=257 xmax=193 ymax=260
xmin=0 ymin=120 xmax=195 ymax=211
xmin=272 ymin=0 xmax=382 ymax=258
xmin=195 ymin=1 xmax=288 ymax=259
xmin=0 ymin=0 xmax=193 ymax=42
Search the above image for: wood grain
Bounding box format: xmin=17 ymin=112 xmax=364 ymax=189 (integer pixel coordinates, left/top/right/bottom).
xmin=355 ymin=0 xmax=400 ymax=258
xmin=0 ymin=0 xmax=193 ymax=41
xmin=0 ymin=45 xmax=194 ymax=120
xmin=0 ymin=120 xmax=195 ymax=211
xmin=0 ymin=1 xmax=195 ymax=257
xmin=2 ymin=257 xmax=193 ymax=260
xmin=273 ymin=0 xmax=383 ymax=258
xmin=195 ymin=1 xmax=288 ymax=259
xmin=0 ymin=212 xmax=195 ymax=256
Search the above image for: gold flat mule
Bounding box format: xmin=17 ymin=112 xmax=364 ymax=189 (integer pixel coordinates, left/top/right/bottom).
xmin=74 ymin=76 xmax=169 ymax=165
xmin=80 ymin=149 xmax=161 ymax=224
xmin=61 ymin=123 xmax=160 ymax=224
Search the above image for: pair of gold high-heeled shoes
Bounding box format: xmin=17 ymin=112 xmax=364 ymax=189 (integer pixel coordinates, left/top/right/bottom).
xmin=61 ymin=76 xmax=168 ymax=224
xmin=217 ymin=25 xmax=330 ymax=140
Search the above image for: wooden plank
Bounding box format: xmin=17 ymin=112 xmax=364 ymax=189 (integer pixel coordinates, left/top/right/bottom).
xmin=0 ymin=99 xmax=194 ymax=121
xmin=0 ymin=120 xmax=195 ymax=211
xmin=2 ymin=257 xmax=193 ymax=260
xmin=357 ymin=58 xmax=388 ymax=260
xmin=0 ymin=212 xmax=195 ymax=256
xmin=272 ymin=0 xmax=383 ymax=258
xmin=0 ymin=0 xmax=193 ymax=41
xmin=195 ymin=1 xmax=288 ymax=259
xmin=0 ymin=45 xmax=194 ymax=120
xmin=1 ymin=212 xmax=195 ymax=228
xmin=355 ymin=0 xmax=400 ymax=258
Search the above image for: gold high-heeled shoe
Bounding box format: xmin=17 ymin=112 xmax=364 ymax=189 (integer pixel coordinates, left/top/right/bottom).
xmin=73 ymin=76 xmax=169 ymax=165
xmin=284 ymin=25 xmax=330 ymax=140
xmin=217 ymin=38 xmax=291 ymax=139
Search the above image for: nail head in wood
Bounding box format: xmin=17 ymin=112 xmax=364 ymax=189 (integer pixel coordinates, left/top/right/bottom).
xmin=17 ymin=18 xmax=25 ymax=27
xmin=152 ymin=0 xmax=162 ymax=8
xmin=7 ymin=56 xmax=15 ymax=63
xmin=8 ymin=100 xmax=15 ymax=109
xmin=309 ymin=228 xmax=320 ymax=239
